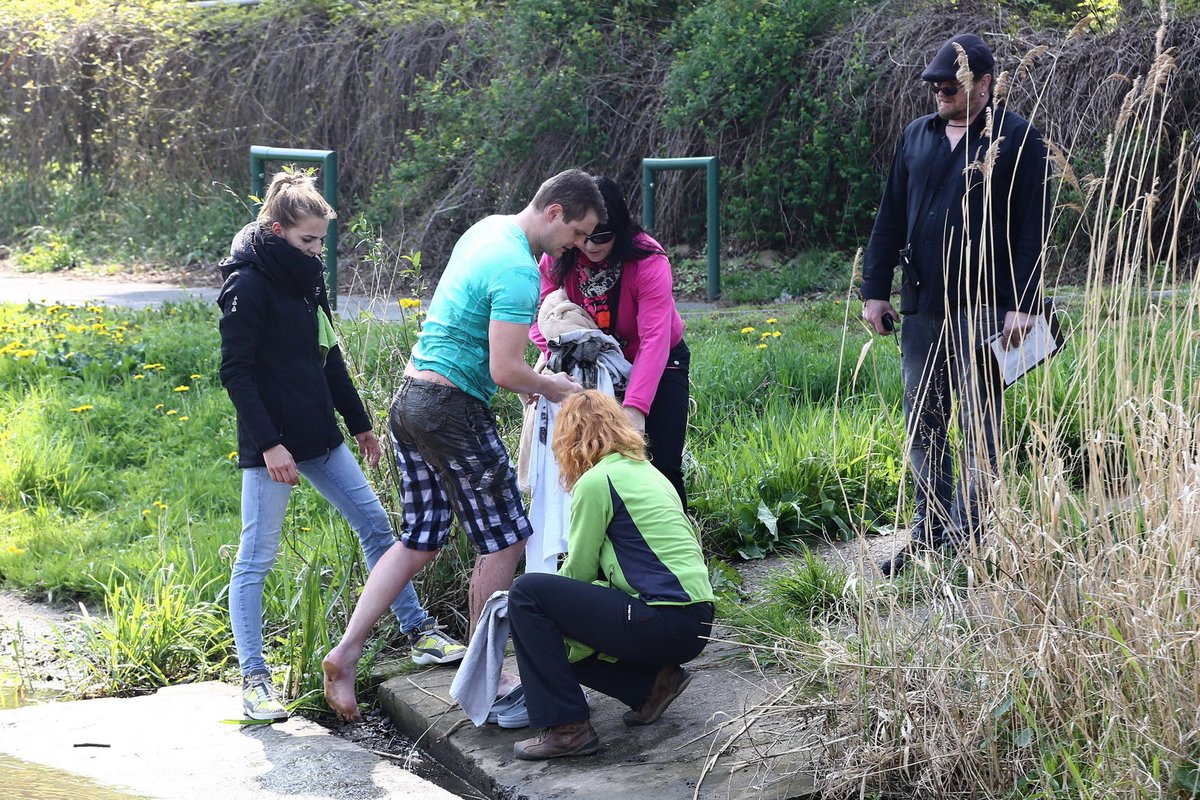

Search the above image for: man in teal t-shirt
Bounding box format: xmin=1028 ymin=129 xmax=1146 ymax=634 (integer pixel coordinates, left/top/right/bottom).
xmin=324 ymin=169 xmax=606 ymax=722
xmin=412 ymin=214 xmax=547 ymax=404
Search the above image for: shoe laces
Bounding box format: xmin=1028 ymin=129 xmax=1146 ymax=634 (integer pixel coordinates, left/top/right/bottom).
xmin=415 ymin=624 xmax=459 ymax=648
xmin=244 ymin=676 xmax=278 ymax=703
xmin=244 ymin=672 xmax=272 ymax=690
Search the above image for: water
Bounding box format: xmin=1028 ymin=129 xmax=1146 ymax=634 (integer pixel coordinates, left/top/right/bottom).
xmin=0 ymin=754 xmax=148 ymax=800
xmin=0 ymin=672 xmax=66 ymax=711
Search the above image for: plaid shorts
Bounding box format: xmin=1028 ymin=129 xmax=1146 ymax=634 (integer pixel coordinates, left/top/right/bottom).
xmin=388 ymin=376 xmax=532 ymax=555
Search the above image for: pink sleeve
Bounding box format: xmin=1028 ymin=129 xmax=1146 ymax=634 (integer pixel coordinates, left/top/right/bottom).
xmin=623 ymin=252 xmax=678 ymax=414
xmin=529 ymin=255 xmax=557 ymax=356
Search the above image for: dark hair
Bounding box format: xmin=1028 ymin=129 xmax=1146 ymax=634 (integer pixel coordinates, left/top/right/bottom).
xmin=549 ymin=176 xmax=664 ymax=287
xmin=531 ymin=168 xmax=607 ymax=224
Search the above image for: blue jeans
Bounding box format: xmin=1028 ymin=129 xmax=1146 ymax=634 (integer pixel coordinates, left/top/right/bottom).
xmin=229 ymin=443 xmax=427 ymax=676
xmin=900 ymin=308 xmax=1004 ymax=545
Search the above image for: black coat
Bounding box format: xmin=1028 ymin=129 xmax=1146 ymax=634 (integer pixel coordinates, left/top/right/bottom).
xmin=217 ymin=223 xmax=372 ymax=468
xmin=861 ymin=106 xmax=1049 ymax=316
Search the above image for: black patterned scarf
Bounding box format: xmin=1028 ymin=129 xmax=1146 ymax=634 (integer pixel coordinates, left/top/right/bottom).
xmin=576 ymin=255 xmax=623 ymax=335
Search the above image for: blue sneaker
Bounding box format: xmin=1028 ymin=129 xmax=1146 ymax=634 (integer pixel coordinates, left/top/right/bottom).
xmin=496 ymin=694 xmax=529 ymax=729
xmin=486 ymin=685 xmax=525 ymax=724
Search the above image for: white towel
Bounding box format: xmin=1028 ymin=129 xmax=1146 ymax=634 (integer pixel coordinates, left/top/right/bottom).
xmin=448 ymin=591 xmax=510 ymax=726
xmin=525 ymin=397 xmax=570 ymax=573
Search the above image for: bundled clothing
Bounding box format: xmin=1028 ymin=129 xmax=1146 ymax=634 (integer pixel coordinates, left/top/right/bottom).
xmin=518 ymin=289 xmax=631 ymax=572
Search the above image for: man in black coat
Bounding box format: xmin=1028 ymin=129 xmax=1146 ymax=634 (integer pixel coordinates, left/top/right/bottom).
xmin=860 ymin=33 xmax=1051 ymax=576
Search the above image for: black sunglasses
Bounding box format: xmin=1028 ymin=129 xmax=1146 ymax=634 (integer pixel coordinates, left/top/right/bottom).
xmin=583 ymin=230 xmax=615 ymax=245
xmin=930 ymin=83 xmax=960 ymax=96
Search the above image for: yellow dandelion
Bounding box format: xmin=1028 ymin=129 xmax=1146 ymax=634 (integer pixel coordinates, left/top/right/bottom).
xmin=173 ymin=385 xmax=189 ymax=392
xmin=69 ymin=404 xmax=94 ymax=413
xmin=766 ymin=318 xmax=778 ymax=324
xmin=773 ymin=331 xmax=782 ymax=338
xmin=5 ymin=545 xmax=25 ymax=556
xmin=228 ymin=451 xmax=239 ymax=460
xmin=190 ymin=374 xmax=202 ymax=380
xmin=166 ymin=409 xmax=178 ymax=416
xmin=14 ymin=349 xmax=36 ymax=358
xmin=398 ymin=297 xmax=422 ymax=309
xmin=760 ymin=332 xmax=771 ymax=339
xmin=154 ymin=403 xmax=164 ymax=410
xmin=46 ymin=305 xmax=62 ymax=314
xmin=86 ymin=305 xmax=104 ymax=314
xmin=178 ymin=416 xmax=189 ymax=421
xmin=153 ymin=500 xmax=168 ymax=510
xmin=740 ymin=326 xmax=755 ymax=334
xmin=757 ymin=343 xmax=769 ymax=350
xmin=54 ymin=333 xmax=66 ymax=340
xmin=142 ymin=509 xmax=152 ymax=517
xmin=133 ymin=374 xmax=145 ymax=380
xmin=300 ymin=526 xmax=311 ymax=532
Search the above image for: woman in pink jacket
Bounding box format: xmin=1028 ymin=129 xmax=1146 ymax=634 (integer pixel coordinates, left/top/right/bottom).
xmin=530 ymin=177 xmax=689 ymax=508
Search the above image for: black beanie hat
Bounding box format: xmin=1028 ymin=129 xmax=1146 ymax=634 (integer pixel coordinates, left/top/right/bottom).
xmin=920 ymin=34 xmax=994 ymax=83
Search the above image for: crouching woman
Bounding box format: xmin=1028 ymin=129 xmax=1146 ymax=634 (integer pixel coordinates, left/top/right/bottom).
xmin=508 ymin=390 xmax=715 ymax=760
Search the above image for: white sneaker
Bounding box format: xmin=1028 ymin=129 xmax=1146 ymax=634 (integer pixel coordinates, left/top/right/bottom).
xmin=242 ymin=672 xmax=288 ymax=722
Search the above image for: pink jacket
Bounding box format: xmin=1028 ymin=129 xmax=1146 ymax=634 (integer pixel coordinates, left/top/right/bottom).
xmin=530 ymin=234 xmax=684 ymax=414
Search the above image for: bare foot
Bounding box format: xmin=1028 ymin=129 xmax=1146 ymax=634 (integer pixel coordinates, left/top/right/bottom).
xmin=496 ymin=670 xmax=521 ymax=699
xmin=322 ymin=647 xmax=362 ymax=722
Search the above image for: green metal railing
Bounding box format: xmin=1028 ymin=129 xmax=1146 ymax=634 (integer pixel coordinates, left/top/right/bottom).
xmin=641 ymin=157 xmax=721 ymax=301
xmin=249 ymin=145 xmax=340 ymax=309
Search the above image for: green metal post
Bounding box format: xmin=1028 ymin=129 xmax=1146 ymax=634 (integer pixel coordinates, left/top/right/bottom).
xmin=248 ymin=145 xmax=340 ymax=309
xmin=640 ymin=157 xmax=721 ymax=301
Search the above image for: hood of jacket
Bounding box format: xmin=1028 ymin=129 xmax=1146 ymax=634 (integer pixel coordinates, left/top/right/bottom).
xmin=218 ymin=222 xmax=323 ymax=299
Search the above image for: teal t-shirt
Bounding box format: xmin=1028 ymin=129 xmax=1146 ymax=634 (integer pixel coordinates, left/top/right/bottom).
xmin=411 ymin=215 xmax=540 ymax=404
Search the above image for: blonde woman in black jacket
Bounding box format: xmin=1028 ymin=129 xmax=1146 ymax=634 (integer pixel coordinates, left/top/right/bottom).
xmin=217 ymin=172 xmax=463 ymax=722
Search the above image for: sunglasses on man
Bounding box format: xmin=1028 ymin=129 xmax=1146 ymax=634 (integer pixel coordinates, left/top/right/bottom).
xmin=583 ymin=230 xmax=615 ymax=245
xmin=930 ymin=83 xmax=961 ymax=96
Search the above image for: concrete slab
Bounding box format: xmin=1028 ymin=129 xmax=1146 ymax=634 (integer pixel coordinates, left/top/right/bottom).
xmin=376 ymin=638 xmax=820 ymax=800
xmin=0 ymin=681 xmax=458 ymax=800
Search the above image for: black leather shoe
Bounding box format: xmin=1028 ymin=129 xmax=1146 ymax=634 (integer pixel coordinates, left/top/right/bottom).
xmin=879 ymin=540 xmax=933 ymax=577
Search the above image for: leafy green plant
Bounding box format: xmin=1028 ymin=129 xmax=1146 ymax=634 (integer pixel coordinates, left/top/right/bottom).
xmin=67 ymin=565 xmax=231 ymax=697
xmin=766 ymin=546 xmax=848 ymax=619
xmin=663 ymin=0 xmax=880 ymax=249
